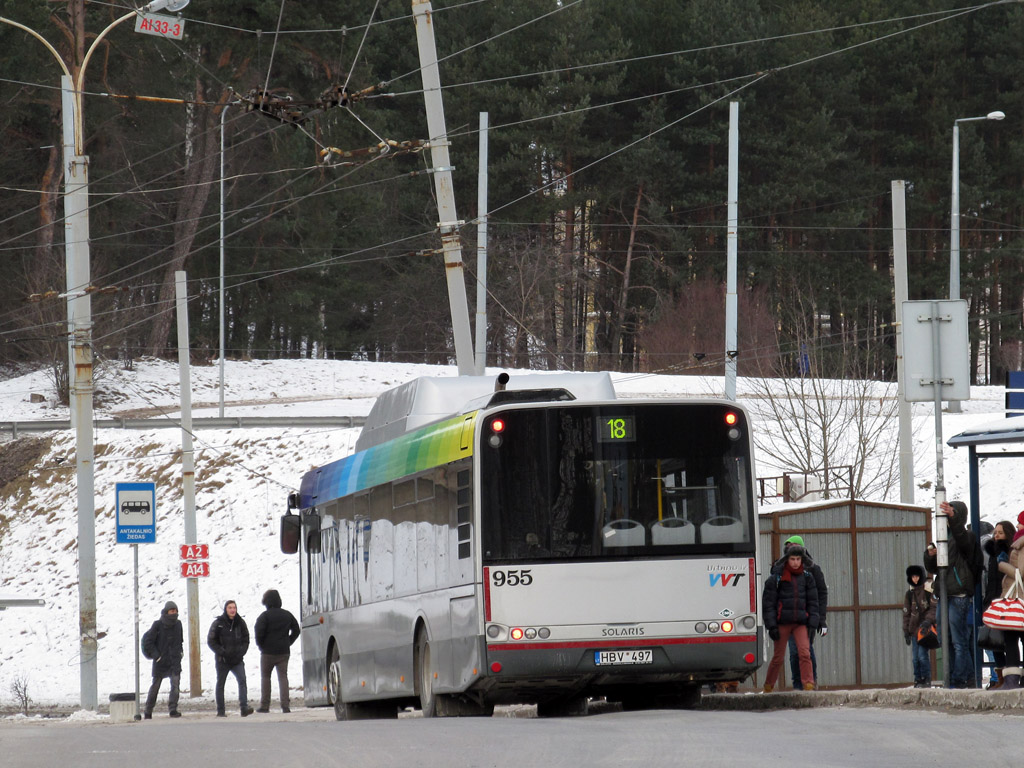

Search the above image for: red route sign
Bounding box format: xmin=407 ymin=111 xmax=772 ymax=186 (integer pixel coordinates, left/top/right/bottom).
xmin=181 ymin=561 xmax=210 ymax=578
xmin=180 ymin=544 xmax=209 ymax=560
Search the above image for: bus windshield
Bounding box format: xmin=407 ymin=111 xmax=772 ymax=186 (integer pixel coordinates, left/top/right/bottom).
xmin=480 ymin=404 xmax=754 ymax=562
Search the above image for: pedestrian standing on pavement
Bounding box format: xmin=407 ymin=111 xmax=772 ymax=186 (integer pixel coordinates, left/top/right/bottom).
xmin=254 ymin=588 xmax=300 ymax=713
xmin=995 ymin=511 xmax=1024 ymax=690
xmin=903 ymin=565 xmax=937 ymax=688
xmin=774 ymin=535 xmax=828 ymax=689
xmin=982 ymin=521 xmax=1014 ymax=689
xmin=141 ymin=600 xmax=184 ymax=719
xmin=923 ymin=500 xmax=982 ymax=688
xmin=207 ymin=599 xmax=254 ymax=717
xmin=761 ymin=546 xmax=819 ymax=693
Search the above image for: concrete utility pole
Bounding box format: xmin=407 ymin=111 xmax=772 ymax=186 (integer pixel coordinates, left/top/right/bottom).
xmin=475 ymin=112 xmax=489 ymax=376
xmin=891 ymin=181 xmax=914 ymax=504
xmin=724 ymin=101 xmax=739 ymax=400
xmin=412 ymin=0 xmax=475 ymax=375
xmin=175 ymin=272 xmax=201 ymax=696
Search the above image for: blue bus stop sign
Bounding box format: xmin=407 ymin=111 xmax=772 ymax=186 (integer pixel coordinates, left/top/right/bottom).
xmin=116 ymin=482 xmax=156 ymax=544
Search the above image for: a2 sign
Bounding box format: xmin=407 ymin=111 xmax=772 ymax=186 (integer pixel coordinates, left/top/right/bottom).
xmin=180 ymin=544 xmax=210 ymax=578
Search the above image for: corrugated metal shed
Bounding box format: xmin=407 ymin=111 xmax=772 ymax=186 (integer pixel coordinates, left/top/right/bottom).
xmin=757 ymin=499 xmax=932 ymax=689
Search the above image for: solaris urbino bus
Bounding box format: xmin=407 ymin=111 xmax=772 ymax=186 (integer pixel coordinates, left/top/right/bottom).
xmin=280 ymin=372 xmax=762 ymax=718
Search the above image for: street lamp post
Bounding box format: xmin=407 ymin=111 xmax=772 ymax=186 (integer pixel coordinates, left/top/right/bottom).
xmin=948 ymin=109 xmax=1004 ymax=413
xmin=1 ymin=0 xmax=190 ymax=712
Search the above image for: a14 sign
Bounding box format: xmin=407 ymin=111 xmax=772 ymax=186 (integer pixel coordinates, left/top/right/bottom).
xmin=180 ymin=543 xmax=210 ymax=578
xmin=180 ymin=561 xmax=210 ymax=578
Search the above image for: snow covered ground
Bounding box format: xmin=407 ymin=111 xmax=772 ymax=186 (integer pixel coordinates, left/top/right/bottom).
xmin=0 ymin=357 xmax=1020 ymax=709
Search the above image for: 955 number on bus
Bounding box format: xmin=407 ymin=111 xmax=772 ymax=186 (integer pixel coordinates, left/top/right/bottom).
xmin=491 ymin=569 xmax=533 ymax=587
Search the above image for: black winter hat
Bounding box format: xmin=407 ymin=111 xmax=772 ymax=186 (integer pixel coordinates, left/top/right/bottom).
xmin=163 ymin=600 xmax=178 ymax=613
xmin=785 ymin=545 xmax=806 ymax=559
xmin=262 ymin=589 xmax=283 ymax=609
xmin=906 ymin=565 xmax=925 ymax=585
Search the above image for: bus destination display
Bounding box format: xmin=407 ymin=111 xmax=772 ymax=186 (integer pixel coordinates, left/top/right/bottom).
xmin=597 ymin=416 xmax=636 ymax=443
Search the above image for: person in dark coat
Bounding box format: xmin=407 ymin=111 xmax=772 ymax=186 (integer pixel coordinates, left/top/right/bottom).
xmin=141 ymin=600 xmax=184 ymax=718
xmin=254 ymin=589 xmax=300 ymax=713
xmin=207 ymin=599 xmax=254 ymax=717
xmin=774 ymin=535 xmax=829 ymax=689
xmin=903 ymin=565 xmax=937 ymax=688
xmin=761 ymin=545 xmax=819 ymax=692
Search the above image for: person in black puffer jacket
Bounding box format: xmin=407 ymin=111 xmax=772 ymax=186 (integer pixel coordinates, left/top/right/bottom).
xmin=141 ymin=600 xmax=184 ymax=718
xmin=207 ymin=599 xmax=253 ymax=717
xmin=254 ymin=589 xmax=300 ymax=713
xmin=761 ymin=546 xmax=819 ymax=693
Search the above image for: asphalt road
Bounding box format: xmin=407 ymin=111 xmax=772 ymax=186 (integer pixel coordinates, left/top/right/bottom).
xmin=0 ymin=704 xmax=1017 ymax=768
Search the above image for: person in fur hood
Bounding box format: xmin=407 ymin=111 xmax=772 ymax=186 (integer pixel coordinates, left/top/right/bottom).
xmin=903 ymin=565 xmax=937 ymax=688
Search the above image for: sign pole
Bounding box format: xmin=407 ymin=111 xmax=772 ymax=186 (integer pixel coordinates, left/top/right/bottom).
xmin=133 ymin=543 xmax=141 ymax=719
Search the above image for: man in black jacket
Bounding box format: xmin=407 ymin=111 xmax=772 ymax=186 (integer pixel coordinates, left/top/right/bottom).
xmin=254 ymin=589 xmax=300 ymax=713
xmin=141 ymin=601 xmax=184 ymax=719
xmin=207 ymin=600 xmax=254 ymax=717
xmin=923 ymin=500 xmax=982 ymax=688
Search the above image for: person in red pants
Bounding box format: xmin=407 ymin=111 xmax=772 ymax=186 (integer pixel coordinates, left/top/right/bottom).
xmin=761 ymin=546 xmax=819 ymax=692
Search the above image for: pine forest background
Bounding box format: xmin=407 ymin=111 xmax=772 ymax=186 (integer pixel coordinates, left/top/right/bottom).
xmin=3 ymin=0 xmax=1024 ymax=399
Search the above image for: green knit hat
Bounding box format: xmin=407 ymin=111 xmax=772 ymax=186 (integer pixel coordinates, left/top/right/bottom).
xmin=784 ymin=535 xmax=804 ymax=547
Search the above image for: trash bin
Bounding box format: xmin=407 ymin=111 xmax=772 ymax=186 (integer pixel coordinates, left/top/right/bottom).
xmin=109 ymin=692 xmax=136 ymax=723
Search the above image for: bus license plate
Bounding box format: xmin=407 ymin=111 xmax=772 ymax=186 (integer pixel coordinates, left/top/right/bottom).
xmin=594 ymin=650 xmax=653 ymax=666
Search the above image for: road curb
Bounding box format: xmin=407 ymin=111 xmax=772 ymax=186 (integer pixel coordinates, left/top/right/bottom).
xmin=702 ymin=687 xmax=1024 ymax=712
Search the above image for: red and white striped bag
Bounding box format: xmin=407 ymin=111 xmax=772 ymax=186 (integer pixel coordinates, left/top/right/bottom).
xmin=983 ymin=571 xmax=1024 ymax=631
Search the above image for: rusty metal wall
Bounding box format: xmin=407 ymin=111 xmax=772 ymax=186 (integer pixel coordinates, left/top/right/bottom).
xmin=758 ymin=499 xmax=931 ymax=689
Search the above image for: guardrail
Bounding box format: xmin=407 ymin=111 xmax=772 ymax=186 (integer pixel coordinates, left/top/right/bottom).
xmin=0 ymin=415 xmax=366 ymax=438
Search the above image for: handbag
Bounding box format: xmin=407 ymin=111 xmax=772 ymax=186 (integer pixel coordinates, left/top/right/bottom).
xmin=916 ymin=622 xmax=940 ymax=650
xmin=982 ymin=571 xmax=1024 ymax=631
xmin=977 ymin=625 xmax=1005 ymax=651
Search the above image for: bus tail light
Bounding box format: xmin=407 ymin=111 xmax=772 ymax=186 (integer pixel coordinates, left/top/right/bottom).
xmin=744 ymin=653 xmax=756 ymax=664
xmin=491 ymin=662 xmax=503 ymax=673
xmin=510 ymin=627 xmax=524 ymax=641
xmin=721 ymin=620 xmax=734 ymax=633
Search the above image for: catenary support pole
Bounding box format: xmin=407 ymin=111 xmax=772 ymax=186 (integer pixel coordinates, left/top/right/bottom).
xmin=474 ymin=112 xmax=489 ymax=376
xmin=175 ymin=271 xmax=201 ymax=696
xmin=891 ymin=181 xmax=915 ymax=503
xmin=724 ymin=101 xmax=739 ymax=400
xmin=219 ymin=101 xmax=229 ymax=418
xmin=412 ymin=0 xmax=475 ymax=375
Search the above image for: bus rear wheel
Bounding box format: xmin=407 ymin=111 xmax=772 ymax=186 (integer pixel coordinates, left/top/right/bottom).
xmin=327 ymin=644 xmax=340 ymax=705
xmin=416 ymin=630 xmax=438 ymax=717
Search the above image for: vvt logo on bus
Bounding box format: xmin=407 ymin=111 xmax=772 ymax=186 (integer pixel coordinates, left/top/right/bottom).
xmin=708 ymin=572 xmax=746 ymax=587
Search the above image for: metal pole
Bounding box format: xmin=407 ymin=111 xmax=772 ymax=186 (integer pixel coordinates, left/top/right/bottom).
xmin=724 ymin=101 xmax=739 ymax=400
xmin=891 ymin=181 xmax=914 ymax=503
xmin=950 ymin=125 xmax=960 ymax=303
xmin=930 ymin=300 xmax=950 ymax=686
xmin=175 ymin=271 xmax=201 ymax=696
xmin=948 ymin=124 xmax=962 ymax=413
xmin=412 ymin=0 xmax=475 ymax=375
xmin=219 ymin=102 xmax=228 ymax=418
xmin=474 ymin=112 xmax=489 ymax=376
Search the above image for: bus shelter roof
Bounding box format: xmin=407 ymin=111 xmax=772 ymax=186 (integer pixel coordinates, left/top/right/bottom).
xmin=947 ymin=414 xmax=1024 ymax=447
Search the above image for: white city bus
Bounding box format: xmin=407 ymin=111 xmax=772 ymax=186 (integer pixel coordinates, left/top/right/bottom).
xmin=281 ymin=373 xmax=762 ymax=718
